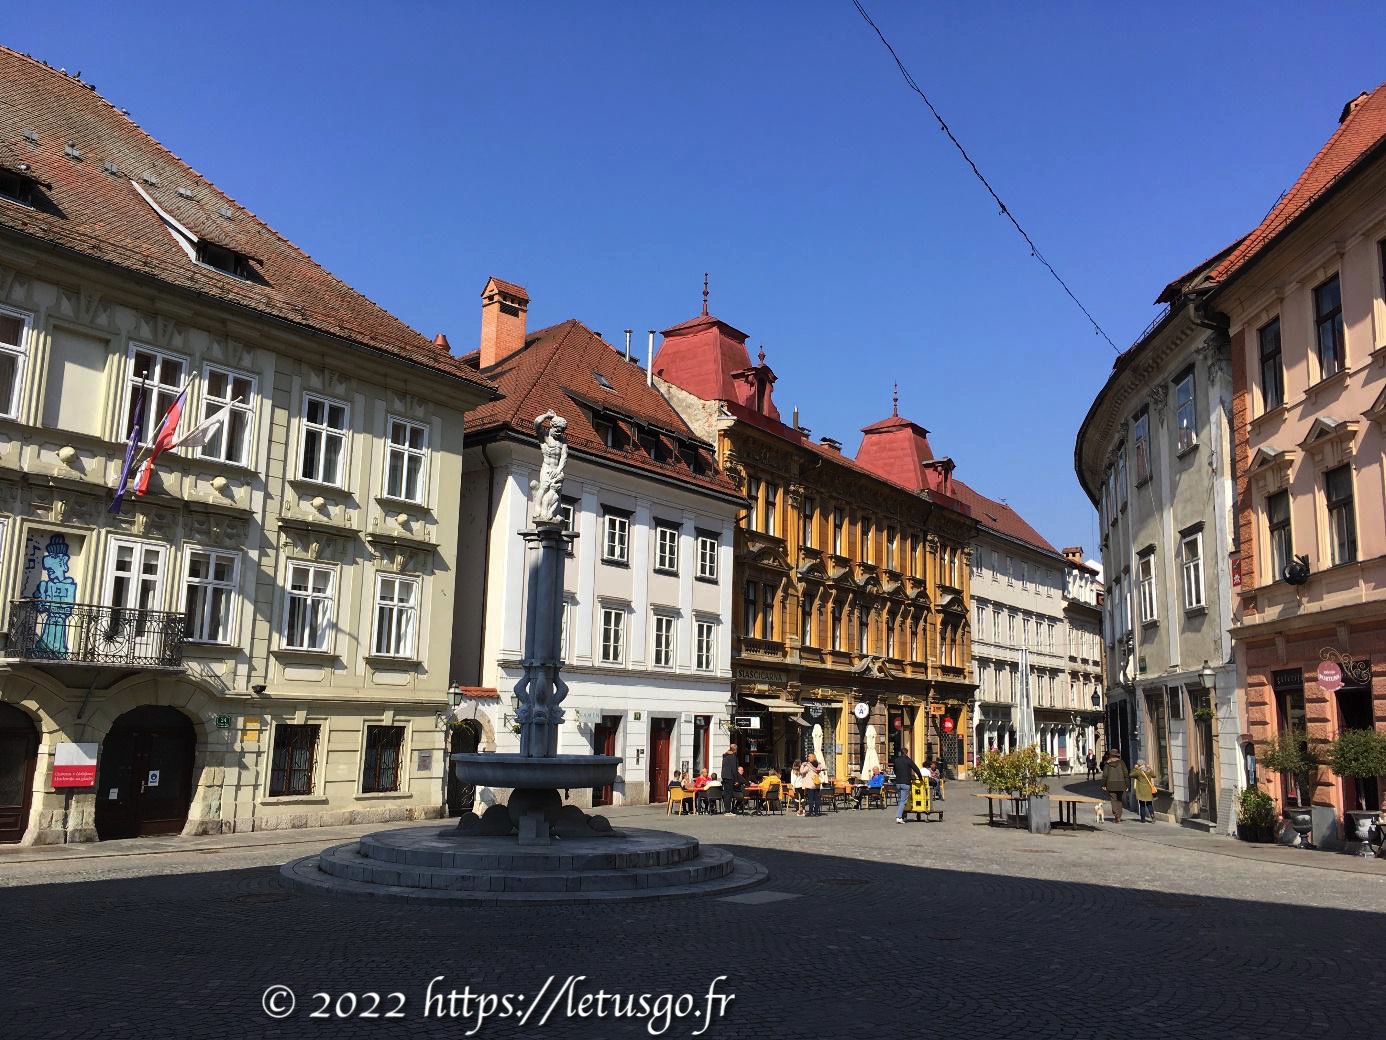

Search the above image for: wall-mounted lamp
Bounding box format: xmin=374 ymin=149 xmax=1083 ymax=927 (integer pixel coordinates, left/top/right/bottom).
xmin=503 ymin=692 xmax=522 ymax=728
xmin=1199 ymin=661 xmax=1216 ymax=690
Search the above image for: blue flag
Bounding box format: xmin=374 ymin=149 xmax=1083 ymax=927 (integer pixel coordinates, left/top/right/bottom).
xmin=109 ymin=393 xmax=144 ymax=514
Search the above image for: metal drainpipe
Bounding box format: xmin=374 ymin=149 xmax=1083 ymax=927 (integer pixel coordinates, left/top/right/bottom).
xmin=475 ymin=442 xmax=497 ymax=688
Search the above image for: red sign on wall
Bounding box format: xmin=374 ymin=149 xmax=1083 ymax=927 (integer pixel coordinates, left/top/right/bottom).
xmin=941 ymin=717 xmax=956 ymax=733
xmin=53 ymin=742 xmax=98 ymax=788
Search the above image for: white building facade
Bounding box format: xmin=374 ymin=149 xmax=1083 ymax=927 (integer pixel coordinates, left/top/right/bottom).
xmin=453 ymin=292 xmax=743 ymax=808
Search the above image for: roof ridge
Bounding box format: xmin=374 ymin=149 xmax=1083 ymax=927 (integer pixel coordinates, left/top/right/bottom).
xmin=0 ymin=45 xmax=436 ymax=351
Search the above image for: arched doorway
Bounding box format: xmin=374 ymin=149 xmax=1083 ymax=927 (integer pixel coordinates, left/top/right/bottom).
xmin=446 ymin=720 xmax=482 ymax=817
xmin=0 ymin=704 xmax=38 ymax=844
xmin=95 ymin=705 xmax=195 ymax=840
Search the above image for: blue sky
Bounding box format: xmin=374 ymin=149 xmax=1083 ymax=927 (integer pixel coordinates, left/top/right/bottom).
xmin=9 ymin=2 xmax=1386 ymax=552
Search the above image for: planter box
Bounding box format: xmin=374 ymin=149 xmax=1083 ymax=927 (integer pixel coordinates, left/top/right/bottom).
xmin=1237 ymin=821 xmax=1275 ymax=843
xmin=1311 ymin=804 xmax=1342 ymax=852
xmin=1027 ymin=794 xmax=1051 ymax=835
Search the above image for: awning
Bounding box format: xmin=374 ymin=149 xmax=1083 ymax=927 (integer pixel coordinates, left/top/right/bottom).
xmin=745 ymin=696 xmax=803 ymax=714
xmin=785 ymin=716 xmax=809 ymax=728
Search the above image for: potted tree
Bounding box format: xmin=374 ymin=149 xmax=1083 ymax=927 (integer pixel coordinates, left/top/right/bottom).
xmin=1257 ymin=727 xmax=1319 ymax=841
xmin=973 ymin=746 xmax=1057 ymax=832
xmin=1235 ymin=785 xmax=1276 ymax=843
xmin=1324 ymin=728 xmax=1386 ymax=848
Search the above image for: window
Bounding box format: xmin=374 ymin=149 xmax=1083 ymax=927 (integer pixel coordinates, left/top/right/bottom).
xmin=764 ymin=484 xmax=778 ymax=536
xmin=361 ymin=725 xmax=404 ymax=793
xmin=126 ymin=346 xmax=187 ymax=443
xmin=602 ymin=510 xmax=630 ymax=563
xmin=560 ymin=498 xmax=577 ymax=533
xmin=696 ymin=531 xmax=718 ymax=581
xmin=1132 ymin=410 xmax=1150 ymax=484
xmin=655 ymin=522 xmax=680 ymax=573
xmin=856 ymin=610 xmax=867 ymax=654
xmin=0 ymin=307 xmax=31 ymax=419
xmin=1258 ymin=318 xmax=1283 ymax=412
xmin=0 ymin=168 xmax=39 ymax=206
xmin=885 ymin=615 xmax=896 ymax=658
xmin=104 ymin=538 xmax=167 ymax=619
xmin=745 ymin=477 xmax=761 ymax=532
xmin=183 ymin=548 xmax=238 ymax=644
xmin=269 ymin=723 xmax=319 ymax=797
xmin=1313 ymin=274 xmax=1345 ymax=380
xmin=373 ymin=574 xmax=419 ymax=658
xmin=1146 ymin=691 xmax=1170 ymax=785
xmin=862 ymin=517 xmax=873 ymax=563
xmin=1174 ymin=371 xmax=1196 ymax=452
xmin=299 ymin=393 xmax=349 ymax=486
xmin=801 ymin=596 xmax=815 ymax=647
xmin=833 ymin=508 xmax=845 ymax=555
xmin=831 ymin=603 xmax=843 ymax=651
xmin=695 ymin=620 xmax=716 ymax=671
xmin=385 ymin=417 xmax=428 ymax=503
xmin=763 ymin=585 xmax=776 ymax=641
xmin=195 ymin=365 xmax=257 ymax=466
xmin=1267 ymin=490 xmax=1292 ymax=581
xmin=802 ymin=498 xmax=816 ymax=548
xmin=886 ymin=527 xmax=898 ymax=570
xmin=1116 ymin=447 xmax=1128 ymax=507
xmin=1180 ymin=532 xmax=1204 ymax=610
xmin=1137 ymin=552 xmax=1157 ymax=624
xmin=1006 ymin=557 xmax=1014 ymax=585
xmin=652 ymin=613 xmax=676 ymax=669
xmin=743 ymin=581 xmax=759 ymax=639
xmin=283 ymin=563 xmax=334 ymax=651
xmin=196 ymin=239 xmax=255 ymax=279
xmin=600 ymin=607 xmax=625 ymax=664
xmin=1325 ymin=464 xmax=1357 ymax=565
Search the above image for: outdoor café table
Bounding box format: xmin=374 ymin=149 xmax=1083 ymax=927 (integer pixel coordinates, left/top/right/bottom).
xmin=1047 ymin=792 xmax=1104 ymax=828
xmin=974 ymin=792 xmax=1029 ymax=827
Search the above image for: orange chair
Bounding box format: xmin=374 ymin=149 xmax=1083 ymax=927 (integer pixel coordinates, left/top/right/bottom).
xmin=666 ymin=788 xmax=693 ymax=816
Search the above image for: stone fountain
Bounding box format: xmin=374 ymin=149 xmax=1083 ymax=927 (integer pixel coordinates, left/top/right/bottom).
xmin=282 ymin=412 xmax=764 ymax=903
xmin=451 ymin=410 xmax=620 ymax=845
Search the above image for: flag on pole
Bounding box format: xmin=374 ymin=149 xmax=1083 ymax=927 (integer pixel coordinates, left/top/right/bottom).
xmin=172 ymin=402 xmax=232 ymax=452
xmin=109 ymin=393 xmax=145 ymax=514
xmin=133 ymin=383 xmax=190 ymax=496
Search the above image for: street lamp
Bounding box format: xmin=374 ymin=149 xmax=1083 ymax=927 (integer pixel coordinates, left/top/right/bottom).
xmin=723 ymin=695 xmax=738 ymax=732
xmin=1199 ymin=661 xmax=1216 ymax=690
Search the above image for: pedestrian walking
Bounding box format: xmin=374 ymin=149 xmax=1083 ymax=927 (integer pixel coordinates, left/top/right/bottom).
xmin=1085 ymin=750 xmax=1098 ymax=782
xmin=892 ymin=747 xmax=923 ymax=824
xmin=721 ymin=744 xmax=740 ymax=815
xmin=1132 ymin=761 xmax=1157 ymax=823
xmin=1101 ymin=749 xmax=1129 ymax=823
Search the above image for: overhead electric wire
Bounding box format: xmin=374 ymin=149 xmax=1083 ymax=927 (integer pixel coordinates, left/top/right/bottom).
xmin=851 ymin=0 xmax=1119 ymax=352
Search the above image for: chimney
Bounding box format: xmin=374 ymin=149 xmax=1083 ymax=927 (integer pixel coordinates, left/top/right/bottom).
xmin=433 ymin=332 xmax=451 ymax=354
xmin=479 ymin=277 xmax=529 ymax=369
xmin=1062 ymin=546 xmax=1085 ymax=565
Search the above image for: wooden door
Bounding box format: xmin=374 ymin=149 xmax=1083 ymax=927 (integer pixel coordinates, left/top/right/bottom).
xmin=591 ymin=715 xmax=620 ymax=807
xmin=95 ymin=707 xmax=194 ymax=840
xmin=0 ymin=705 xmax=38 ymax=844
xmin=447 ymin=720 xmax=481 ymax=816
xmin=648 ymin=718 xmax=674 ymax=802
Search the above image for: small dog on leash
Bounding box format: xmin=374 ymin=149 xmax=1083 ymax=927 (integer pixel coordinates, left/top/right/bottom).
xmin=1093 ymin=802 xmax=1106 ymax=824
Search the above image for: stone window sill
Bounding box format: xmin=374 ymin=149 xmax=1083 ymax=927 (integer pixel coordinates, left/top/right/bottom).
xmin=1184 ymin=605 xmax=1208 ymax=618
xmin=355 ymin=791 xmax=412 ymax=801
xmin=1305 ymin=367 xmax=1351 ymax=401
xmin=259 ymin=795 xmax=328 ymax=806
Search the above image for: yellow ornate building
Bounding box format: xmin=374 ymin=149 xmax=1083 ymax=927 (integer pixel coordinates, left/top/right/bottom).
xmin=654 ymin=306 xmax=976 ymax=779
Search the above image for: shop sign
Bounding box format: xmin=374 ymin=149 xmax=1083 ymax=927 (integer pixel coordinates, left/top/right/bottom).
xmin=214 ymin=714 xmax=232 ymax=730
xmin=941 ymin=717 xmax=955 ymax=733
xmin=734 ymin=667 xmax=788 ymax=685
xmin=928 ymin=704 xmax=946 ymax=716
xmin=1316 ymin=661 xmax=1343 ymax=693
xmin=852 ymin=702 xmax=869 ymax=720
xmin=52 ymin=742 xmax=98 ymax=788
xmin=805 ymin=704 xmax=824 ymax=719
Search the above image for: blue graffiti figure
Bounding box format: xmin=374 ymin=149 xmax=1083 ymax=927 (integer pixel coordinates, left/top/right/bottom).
xmin=33 ymin=534 xmax=77 ymax=658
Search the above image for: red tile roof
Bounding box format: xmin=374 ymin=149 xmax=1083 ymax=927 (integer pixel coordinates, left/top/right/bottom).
xmin=485 ymin=277 xmax=530 ymax=302
xmin=854 ymin=415 xmax=935 ymax=491
xmin=0 ymin=48 xmax=496 ymax=395
xmin=462 ymin=319 xmax=741 ymax=498
xmin=1210 ymin=84 xmax=1386 ymax=284
xmin=947 ymin=480 xmax=1059 ymax=556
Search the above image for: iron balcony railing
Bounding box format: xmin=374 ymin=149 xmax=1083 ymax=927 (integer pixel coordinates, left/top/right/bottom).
xmin=5 ymin=600 xmax=186 ymax=669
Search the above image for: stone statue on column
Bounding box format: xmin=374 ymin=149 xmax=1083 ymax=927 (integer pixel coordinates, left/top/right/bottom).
xmin=531 ymin=411 xmax=569 ymax=523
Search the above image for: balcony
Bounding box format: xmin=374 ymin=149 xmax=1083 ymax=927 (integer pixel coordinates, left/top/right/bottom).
xmin=5 ymin=601 xmax=186 ymax=669
xmin=739 ymin=637 xmax=787 ymax=660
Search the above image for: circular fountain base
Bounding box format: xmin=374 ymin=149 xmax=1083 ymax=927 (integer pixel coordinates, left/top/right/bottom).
xmin=282 ymin=825 xmax=766 ymax=905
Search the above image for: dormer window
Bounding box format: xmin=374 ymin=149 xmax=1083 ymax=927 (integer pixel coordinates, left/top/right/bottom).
xmin=592 ymin=370 xmax=614 ymax=391
xmin=0 ymin=166 xmax=48 ymax=207
xmin=196 ymin=240 xmax=255 ymax=280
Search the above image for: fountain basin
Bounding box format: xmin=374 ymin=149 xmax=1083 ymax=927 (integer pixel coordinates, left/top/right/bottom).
xmin=451 ymin=752 xmax=621 ymax=790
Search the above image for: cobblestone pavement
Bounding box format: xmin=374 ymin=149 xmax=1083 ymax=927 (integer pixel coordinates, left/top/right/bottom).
xmin=3 ymin=781 xmax=1384 ymax=1039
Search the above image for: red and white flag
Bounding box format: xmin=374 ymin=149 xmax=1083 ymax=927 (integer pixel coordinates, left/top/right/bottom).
xmin=133 ymin=384 xmax=189 ymax=496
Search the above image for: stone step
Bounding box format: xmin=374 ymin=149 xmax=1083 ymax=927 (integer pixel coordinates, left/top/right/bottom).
xmin=357 ymin=827 xmax=700 ymax=872
xmin=315 ymin=841 xmax=737 ymax=893
xmin=282 ymin=847 xmax=768 ymax=906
